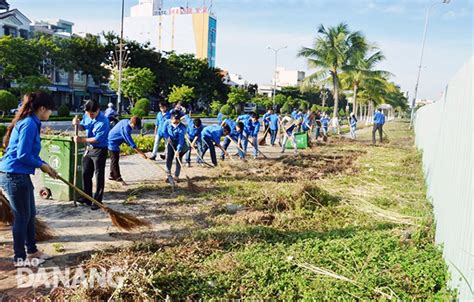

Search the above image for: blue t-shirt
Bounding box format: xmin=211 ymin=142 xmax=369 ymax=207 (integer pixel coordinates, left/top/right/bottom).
xmin=374 ymin=112 xmax=385 ymax=125
xmin=268 ymin=114 xmax=279 ymax=131
xmin=223 ymin=118 xmax=243 ymax=141
xmin=81 ymin=112 xmax=110 ymax=148
xmin=0 ymin=115 xmax=44 ymax=174
xmin=162 ymin=120 xmax=186 ymax=152
xmin=155 ymin=110 xmax=171 ymax=135
xmin=104 ymin=107 xmax=117 ymax=118
xmin=184 ymin=115 xmax=203 ymax=141
xmin=262 ymin=112 xmax=270 ymax=126
xmin=321 ymin=117 xmax=330 ymax=128
xmin=107 ymin=119 xmax=136 ymax=152
xmin=202 ymin=125 xmax=223 ymax=145
xmin=244 ymin=119 xmax=260 ymax=137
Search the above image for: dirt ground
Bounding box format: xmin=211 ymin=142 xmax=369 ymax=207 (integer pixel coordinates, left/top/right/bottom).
xmin=0 ymin=130 xmax=365 ymax=299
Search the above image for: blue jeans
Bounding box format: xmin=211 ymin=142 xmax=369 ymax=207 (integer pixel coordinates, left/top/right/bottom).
xmin=151 ymin=133 xmax=164 ymax=157
xmin=242 ymin=133 xmax=258 ymax=157
xmin=186 ymin=139 xmax=202 ymax=163
xmin=270 ymin=129 xmax=277 ymax=145
xmin=166 ymin=141 xmax=188 ymax=177
xmin=0 ymin=173 xmax=38 ymax=261
xmin=315 ymin=127 xmax=321 ymax=139
xmin=221 ymin=137 xmax=244 ymax=159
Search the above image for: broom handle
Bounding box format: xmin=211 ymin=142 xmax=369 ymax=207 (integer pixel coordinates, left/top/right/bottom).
xmin=245 ymin=135 xmax=269 ymax=159
xmin=57 ymin=175 xmax=106 ymax=210
xmin=73 ymin=115 xmax=79 ymax=207
xmin=261 ymin=126 xmax=270 ymax=140
xmin=167 ymin=141 xmax=191 ymax=176
xmin=185 ymin=136 xmax=213 ymax=168
xmin=225 ymin=135 xmax=246 ymax=160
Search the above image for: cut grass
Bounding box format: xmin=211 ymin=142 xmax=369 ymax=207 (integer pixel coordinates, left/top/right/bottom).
xmin=51 ymin=120 xmax=456 ymax=300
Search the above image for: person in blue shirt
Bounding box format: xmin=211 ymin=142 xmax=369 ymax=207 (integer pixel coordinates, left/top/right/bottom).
xmin=302 ymin=109 xmax=313 ymax=133
xmin=0 ymin=92 xmax=58 ymax=266
xmin=321 ymin=112 xmax=330 ymax=142
xmin=260 ymin=108 xmax=272 ymax=145
xmin=107 ymin=116 xmax=146 ymax=184
xmin=220 ymin=119 xmax=244 ymax=160
xmin=314 ymin=111 xmax=322 ymax=141
xmin=265 ymin=108 xmax=280 ymax=146
xmin=72 ymin=100 xmax=110 ymax=210
xmin=242 ymin=112 xmax=260 ymax=159
xmin=150 ymin=102 xmax=171 ymax=161
xmin=201 ymin=124 xmax=231 ymax=166
xmin=349 ymin=112 xmax=358 ymax=140
xmin=184 ymin=115 xmax=203 ymax=167
xmin=104 ymin=103 xmax=118 ymax=128
xmin=372 ymin=108 xmax=385 ymax=144
xmin=290 ymin=109 xmax=298 ymax=119
xmin=217 ymin=112 xmax=224 ymax=125
xmin=280 ymin=115 xmax=299 ymax=154
xmin=163 ymin=111 xmax=188 ymax=181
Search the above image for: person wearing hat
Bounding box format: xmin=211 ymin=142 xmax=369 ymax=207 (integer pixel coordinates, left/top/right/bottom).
xmin=104 ymin=103 xmax=119 ymax=128
xmin=107 ymin=116 xmax=146 ymax=185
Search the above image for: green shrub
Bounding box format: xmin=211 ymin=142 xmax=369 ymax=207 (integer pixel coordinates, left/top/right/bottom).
xmin=132 ymin=98 xmax=151 ymax=117
xmin=143 ymin=123 xmax=155 ymax=132
xmin=311 ymin=104 xmax=319 ymax=112
xmin=57 ymin=104 xmax=70 ymax=117
xmin=0 ymin=90 xmax=17 ymax=116
xmin=220 ymin=104 xmax=232 ymax=115
xmin=120 ymin=135 xmax=163 ymax=155
xmin=281 ymin=101 xmax=291 ymax=114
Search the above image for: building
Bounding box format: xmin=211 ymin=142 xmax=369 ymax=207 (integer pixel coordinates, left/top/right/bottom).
xmin=221 ymin=71 xmax=248 ymax=87
xmin=273 ymin=67 xmax=305 ymax=87
xmin=124 ymin=0 xmax=217 ymax=67
xmin=31 ymin=19 xmax=74 ymax=38
xmin=0 ymin=8 xmax=31 ymax=39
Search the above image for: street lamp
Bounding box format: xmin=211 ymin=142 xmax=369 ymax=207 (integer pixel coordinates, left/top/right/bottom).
xmin=117 ymin=0 xmax=125 ymax=114
xmin=267 ymin=45 xmax=287 ymax=107
xmin=409 ymin=0 xmax=450 ymax=129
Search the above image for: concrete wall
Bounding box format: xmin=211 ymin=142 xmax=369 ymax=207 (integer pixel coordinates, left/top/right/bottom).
xmin=414 ymin=57 xmax=473 ymax=301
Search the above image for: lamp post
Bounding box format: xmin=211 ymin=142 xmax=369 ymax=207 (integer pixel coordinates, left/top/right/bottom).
xmin=267 ymin=45 xmax=287 ymax=107
xmin=117 ymin=0 xmax=125 ymax=114
xmin=108 ymin=43 xmax=131 ymax=111
xmin=409 ymin=0 xmax=450 ymax=129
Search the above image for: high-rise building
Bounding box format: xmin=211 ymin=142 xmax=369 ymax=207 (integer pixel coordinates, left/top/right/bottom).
xmin=124 ymin=0 xmax=217 ymax=67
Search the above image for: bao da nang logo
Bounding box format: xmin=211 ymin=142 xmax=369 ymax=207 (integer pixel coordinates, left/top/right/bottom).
xmin=16 ymin=265 xmax=125 ymax=289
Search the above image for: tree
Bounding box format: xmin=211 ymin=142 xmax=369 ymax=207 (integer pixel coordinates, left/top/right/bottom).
xmin=110 ymin=67 xmax=156 ymax=106
xmin=341 ymin=45 xmax=389 ymax=116
xmin=220 ymin=104 xmax=232 ymax=115
xmin=17 ymin=75 xmax=51 ymax=95
xmin=168 ymin=84 xmax=195 ymax=105
xmin=273 ymin=94 xmax=287 ymax=107
xmin=227 ymin=87 xmax=250 ymax=114
xmin=0 ymin=90 xmax=17 ymax=117
xmin=298 ymin=23 xmax=366 ymax=118
xmin=0 ymin=36 xmax=42 ymax=83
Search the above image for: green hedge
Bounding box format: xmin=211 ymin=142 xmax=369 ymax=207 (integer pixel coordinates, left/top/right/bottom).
xmin=120 ymin=135 xmax=164 ymax=155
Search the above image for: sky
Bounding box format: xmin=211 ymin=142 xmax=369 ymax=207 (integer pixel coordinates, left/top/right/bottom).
xmin=13 ymin=0 xmax=473 ymax=101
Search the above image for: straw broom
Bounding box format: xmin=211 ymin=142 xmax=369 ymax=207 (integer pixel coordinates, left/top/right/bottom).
xmin=167 ymin=142 xmax=205 ymax=193
xmin=0 ymin=192 xmax=54 ymax=241
xmin=258 ymin=127 xmax=270 ymax=146
xmin=57 ymin=175 xmax=150 ymax=231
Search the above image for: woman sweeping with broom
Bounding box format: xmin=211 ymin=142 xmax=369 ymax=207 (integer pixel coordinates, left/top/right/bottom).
xmin=0 ymin=92 xmax=58 ymax=267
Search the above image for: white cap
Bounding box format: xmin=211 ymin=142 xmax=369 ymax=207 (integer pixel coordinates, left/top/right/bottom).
xmin=108 ymin=103 xmax=113 ymax=107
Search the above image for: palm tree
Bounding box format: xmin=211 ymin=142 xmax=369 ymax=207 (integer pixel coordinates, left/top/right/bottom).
xmin=341 ymin=47 xmax=390 ymax=117
xmin=357 ymin=75 xmax=389 ymax=124
xmin=298 ymin=23 xmax=366 ymax=118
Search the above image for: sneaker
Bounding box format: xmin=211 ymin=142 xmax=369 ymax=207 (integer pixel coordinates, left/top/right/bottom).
xmin=27 ymin=251 xmax=53 ymax=260
xmin=90 ymin=203 xmax=101 ymax=211
xmin=14 ymin=257 xmax=45 ymax=267
xmin=149 ymin=155 xmax=156 ymax=161
xmin=77 ymin=198 xmax=92 ymax=206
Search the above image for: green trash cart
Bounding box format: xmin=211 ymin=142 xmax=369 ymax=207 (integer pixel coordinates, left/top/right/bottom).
xmin=39 ymin=135 xmax=85 ymax=201
xmin=285 ymin=132 xmax=309 ymax=149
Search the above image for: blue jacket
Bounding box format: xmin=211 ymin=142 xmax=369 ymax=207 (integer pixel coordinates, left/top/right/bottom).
xmin=262 ymin=112 xmax=270 ymax=125
xmin=184 ymin=115 xmax=203 ymax=141
xmin=350 ymin=117 xmax=357 ymax=128
xmin=244 ymin=119 xmax=260 ymax=137
xmin=202 ymin=125 xmax=223 ymax=145
xmin=268 ymin=114 xmax=279 ymax=131
xmin=237 ymin=114 xmax=250 ymax=123
xmin=374 ymin=112 xmax=385 ymax=125
xmin=155 ymin=110 xmax=171 ymax=135
xmin=321 ymin=117 xmax=330 ymax=128
xmin=104 ymin=107 xmax=117 ymax=118
xmin=163 ymin=120 xmax=186 ymax=152
xmin=108 ymin=119 xmax=136 ymax=152
xmin=302 ymin=113 xmax=312 ymax=131
xmin=0 ymin=115 xmax=44 ymax=174
xmin=81 ymin=112 xmax=110 ymax=148
xmin=224 ymin=118 xmax=242 ymax=141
